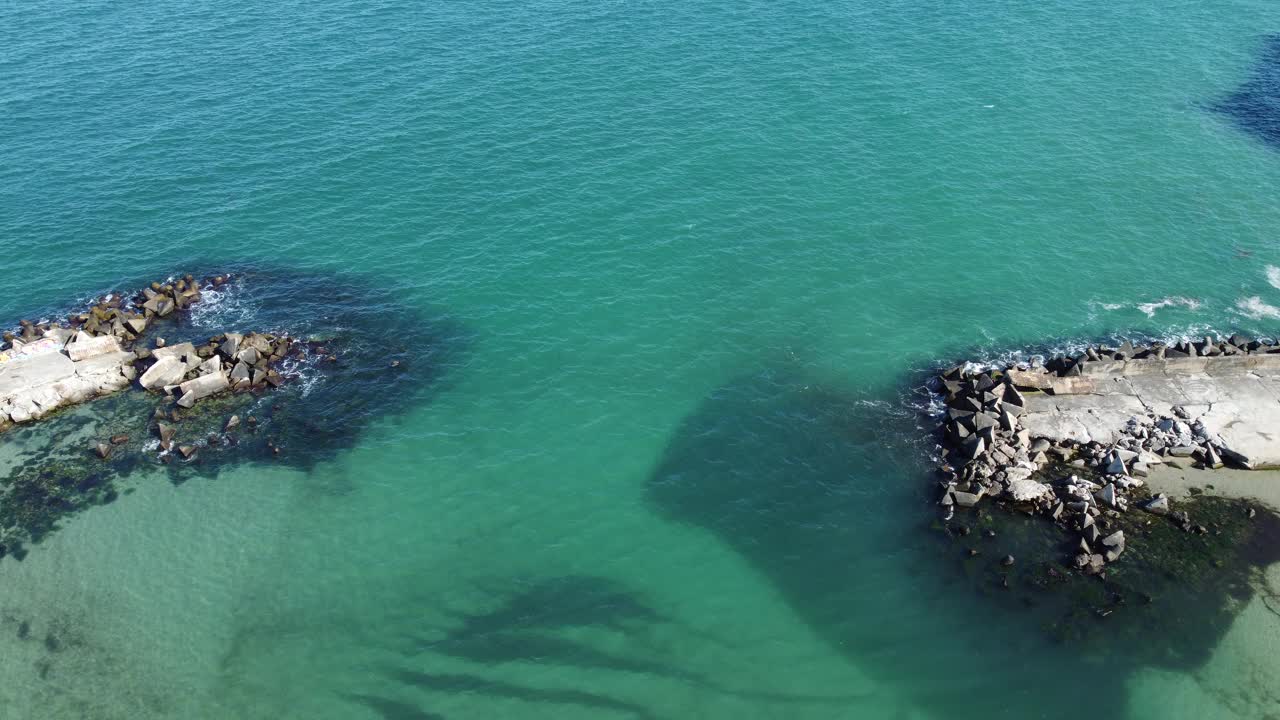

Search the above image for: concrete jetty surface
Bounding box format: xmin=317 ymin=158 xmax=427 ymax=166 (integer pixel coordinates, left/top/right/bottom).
xmin=1018 ymin=355 xmax=1280 ymax=469
xmin=0 ymin=332 xmax=136 ymax=425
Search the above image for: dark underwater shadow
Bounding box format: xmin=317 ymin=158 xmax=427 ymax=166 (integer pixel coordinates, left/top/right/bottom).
xmin=341 ymin=693 xmax=445 ymax=720
xmin=0 ymin=263 xmax=473 ymax=557
xmin=341 ymin=573 xmax=879 ymax=718
xmin=1214 ymin=34 xmax=1280 ymax=150
xmin=639 ymin=365 xmax=1269 ymax=720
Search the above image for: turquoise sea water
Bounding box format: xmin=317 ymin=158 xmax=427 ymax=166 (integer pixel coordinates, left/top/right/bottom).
xmin=4 ymin=1 xmax=1280 ymax=718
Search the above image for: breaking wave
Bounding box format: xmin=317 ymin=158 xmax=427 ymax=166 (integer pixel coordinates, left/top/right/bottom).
xmin=1235 ymin=295 xmax=1280 ymax=320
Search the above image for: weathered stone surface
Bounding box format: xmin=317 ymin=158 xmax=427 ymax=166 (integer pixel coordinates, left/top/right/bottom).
xmin=1141 ymin=496 xmax=1170 ymax=515
xmin=1007 ymin=479 xmax=1052 ymax=502
xmin=229 ymin=361 xmax=251 ymax=385
xmin=66 ymin=334 xmax=122 ymax=362
xmin=1 ymin=341 xmax=137 ymax=425
xmin=139 ymin=355 xmax=187 ymax=390
xmin=1105 ymin=454 xmax=1127 ymax=476
xmin=176 ymin=371 xmax=229 ymax=408
xmin=219 ymin=333 xmax=243 ymax=357
xmin=1019 ymin=359 xmax=1280 ymax=467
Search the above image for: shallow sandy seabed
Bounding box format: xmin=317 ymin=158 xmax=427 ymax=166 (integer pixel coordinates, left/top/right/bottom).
xmin=1126 ymin=561 xmax=1280 ymax=719
xmin=1126 ymin=466 xmax=1280 ymax=719
xmin=1145 ymin=464 xmax=1280 ymax=512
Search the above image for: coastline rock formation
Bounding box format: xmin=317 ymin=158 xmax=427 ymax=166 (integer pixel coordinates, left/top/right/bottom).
xmin=932 ymin=335 xmax=1280 ymax=574
xmin=0 ymin=274 xmax=295 ymax=432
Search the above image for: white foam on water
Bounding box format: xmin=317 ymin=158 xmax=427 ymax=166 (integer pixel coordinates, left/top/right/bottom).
xmin=1235 ymin=296 xmax=1280 ymax=320
xmin=186 ymin=275 xmax=257 ymax=331
xmin=1267 ymin=265 xmax=1280 ymax=290
xmin=1136 ymin=296 xmax=1201 ymax=318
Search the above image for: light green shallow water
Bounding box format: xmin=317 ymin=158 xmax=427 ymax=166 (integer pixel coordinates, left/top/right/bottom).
xmin=3 ymin=2 xmax=1280 ymax=718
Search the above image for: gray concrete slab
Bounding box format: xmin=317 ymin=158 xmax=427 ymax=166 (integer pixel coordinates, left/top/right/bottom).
xmin=1019 ymin=356 xmax=1280 ymax=467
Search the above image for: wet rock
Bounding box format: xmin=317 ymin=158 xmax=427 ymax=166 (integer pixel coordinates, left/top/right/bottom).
xmin=94 ymin=443 xmax=111 ymax=459
xmin=225 ymin=415 xmax=241 ymax=431
xmin=177 ymin=445 xmax=197 ymax=460
xmin=157 ymin=422 xmax=177 ymax=450
xmin=110 ymin=434 xmax=129 ymax=445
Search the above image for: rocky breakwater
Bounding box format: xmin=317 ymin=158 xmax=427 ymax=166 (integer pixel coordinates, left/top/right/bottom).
xmin=932 ymin=334 xmax=1280 ymax=576
xmin=0 ymin=274 xmax=299 ymax=434
xmin=135 ymin=331 xmax=292 ymax=409
xmin=0 ymin=275 xmax=216 ymax=430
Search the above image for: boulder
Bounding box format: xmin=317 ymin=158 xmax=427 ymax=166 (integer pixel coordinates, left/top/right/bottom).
xmin=66 ymin=334 xmax=122 ymax=362
xmin=1098 ymin=483 xmax=1119 ymax=509
xmin=1085 ymin=554 xmax=1106 ymax=575
xmin=229 ymin=361 xmax=251 ymax=386
xmin=1141 ymin=496 xmax=1170 ymax=515
xmin=961 ymin=436 xmax=986 ymax=461
xmin=1137 ymin=450 xmax=1164 ymax=466
xmin=225 ymin=415 xmax=241 ymax=431
xmin=1105 ymin=455 xmax=1127 ymax=476
xmin=1083 ymin=524 xmax=1101 ymax=544
xmin=197 ymin=356 xmax=222 ymax=376
xmin=95 ymin=443 xmax=111 ymax=459
xmin=1007 ymin=479 xmax=1052 ymax=502
xmin=219 ymin=333 xmax=242 ymax=358
xmin=139 ymin=356 xmax=187 ymax=390
xmin=176 ymin=371 xmax=229 ymax=408
xmin=972 ymin=412 xmax=999 ymax=432
xmin=1008 ymin=369 xmax=1054 ymax=390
